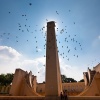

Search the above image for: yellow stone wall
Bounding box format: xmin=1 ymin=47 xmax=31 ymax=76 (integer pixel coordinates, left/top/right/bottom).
xmin=0 ymin=82 xmax=85 ymax=96
xmin=37 ymin=82 xmax=85 ymax=96
xmin=93 ymin=64 xmax=100 ymax=73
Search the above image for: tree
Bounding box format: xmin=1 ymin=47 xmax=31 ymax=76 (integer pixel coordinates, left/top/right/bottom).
xmin=0 ymin=73 xmax=14 ymax=86
xmin=61 ymin=75 xmax=67 ymax=83
xmin=79 ymin=79 xmax=84 ymax=82
xmin=0 ymin=74 xmax=5 ymax=85
xmin=5 ymin=73 xmax=14 ymax=85
xmin=61 ymin=75 xmax=77 ymax=83
xmin=66 ymin=78 xmax=77 ymax=83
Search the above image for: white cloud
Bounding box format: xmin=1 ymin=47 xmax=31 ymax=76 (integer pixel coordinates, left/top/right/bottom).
xmin=59 ymin=58 xmax=83 ymax=81
xmin=0 ymin=46 xmax=21 ymax=60
xmin=0 ymin=46 xmax=45 ymax=83
xmin=0 ymin=46 xmax=83 ymax=83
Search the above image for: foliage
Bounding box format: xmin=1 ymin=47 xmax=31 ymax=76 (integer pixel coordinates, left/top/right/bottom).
xmin=79 ymin=79 xmax=84 ymax=82
xmin=0 ymin=73 xmax=14 ymax=86
xmin=61 ymin=75 xmax=77 ymax=83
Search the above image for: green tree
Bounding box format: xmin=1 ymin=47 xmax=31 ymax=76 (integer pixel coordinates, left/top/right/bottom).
xmin=61 ymin=75 xmax=67 ymax=83
xmin=5 ymin=73 xmax=14 ymax=85
xmin=0 ymin=73 xmax=14 ymax=86
xmin=0 ymin=74 xmax=5 ymax=85
xmin=66 ymin=78 xmax=77 ymax=83
xmin=79 ymin=79 xmax=84 ymax=82
xmin=61 ymin=75 xmax=77 ymax=83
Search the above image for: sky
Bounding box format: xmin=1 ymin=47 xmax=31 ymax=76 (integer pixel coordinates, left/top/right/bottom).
xmin=0 ymin=0 xmax=100 ymax=83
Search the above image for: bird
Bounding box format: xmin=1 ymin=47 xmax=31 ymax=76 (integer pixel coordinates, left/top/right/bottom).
xmin=56 ymin=11 xmax=59 ymax=15
xmin=19 ymin=25 xmax=21 ymax=27
xmin=22 ymin=30 xmax=24 ymax=32
xmin=3 ymin=33 xmax=6 ymax=35
xmin=7 ymin=10 xmax=83 ymax=65
xmin=29 ymin=3 xmax=32 ymax=6
xmin=16 ymin=36 xmax=18 ymax=38
xmin=27 ymin=29 xmax=29 ymax=32
xmin=8 ymin=33 xmax=10 ymax=35
xmin=43 ymin=65 xmax=45 ymax=67
xmin=36 ymin=50 xmax=38 ymax=52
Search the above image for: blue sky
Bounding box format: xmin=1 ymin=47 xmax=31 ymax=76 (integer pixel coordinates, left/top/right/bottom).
xmin=0 ymin=0 xmax=100 ymax=83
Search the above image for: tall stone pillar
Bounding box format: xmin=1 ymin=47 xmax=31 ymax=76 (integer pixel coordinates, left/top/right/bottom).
xmin=45 ymin=21 xmax=62 ymax=98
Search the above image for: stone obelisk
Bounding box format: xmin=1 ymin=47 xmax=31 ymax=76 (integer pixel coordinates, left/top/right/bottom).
xmin=45 ymin=21 xmax=62 ymax=99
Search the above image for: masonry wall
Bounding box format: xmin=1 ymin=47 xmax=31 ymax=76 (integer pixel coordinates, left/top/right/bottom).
xmin=0 ymin=82 xmax=85 ymax=96
xmin=93 ymin=64 xmax=100 ymax=72
xmin=37 ymin=82 xmax=85 ymax=96
xmin=9 ymin=69 xmax=27 ymax=96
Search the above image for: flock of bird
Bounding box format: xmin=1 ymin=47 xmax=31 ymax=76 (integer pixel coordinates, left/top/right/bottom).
xmin=0 ymin=2 xmax=83 ymax=61
xmin=0 ymin=2 xmax=98 ymax=71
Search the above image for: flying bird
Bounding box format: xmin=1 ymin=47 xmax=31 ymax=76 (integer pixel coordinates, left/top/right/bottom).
xmin=56 ymin=11 xmax=59 ymax=15
xmin=29 ymin=3 xmax=32 ymax=6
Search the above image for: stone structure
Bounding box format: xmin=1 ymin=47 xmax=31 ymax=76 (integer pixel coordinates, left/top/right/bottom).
xmin=0 ymin=82 xmax=85 ymax=96
xmin=79 ymin=63 xmax=100 ymax=96
xmin=9 ymin=69 xmax=40 ymax=96
xmin=3 ymin=63 xmax=100 ymax=97
xmin=93 ymin=63 xmax=100 ymax=72
xmin=45 ymin=21 xmax=62 ymax=99
xmin=1 ymin=21 xmax=100 ymax=100
xmin=0 ymin=85 xmax=11 ymax=95
xmin=6 ymin=21 xmax=62 ymax=99
xmin=37 ymin=82 xmax=85 ymax=96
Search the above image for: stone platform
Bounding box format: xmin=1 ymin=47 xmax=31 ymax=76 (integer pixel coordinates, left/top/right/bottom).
xmin=0 ymin=96 xmax=44 ymax=100
xmin=0 ymin=96 xmax=100 ymax=100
